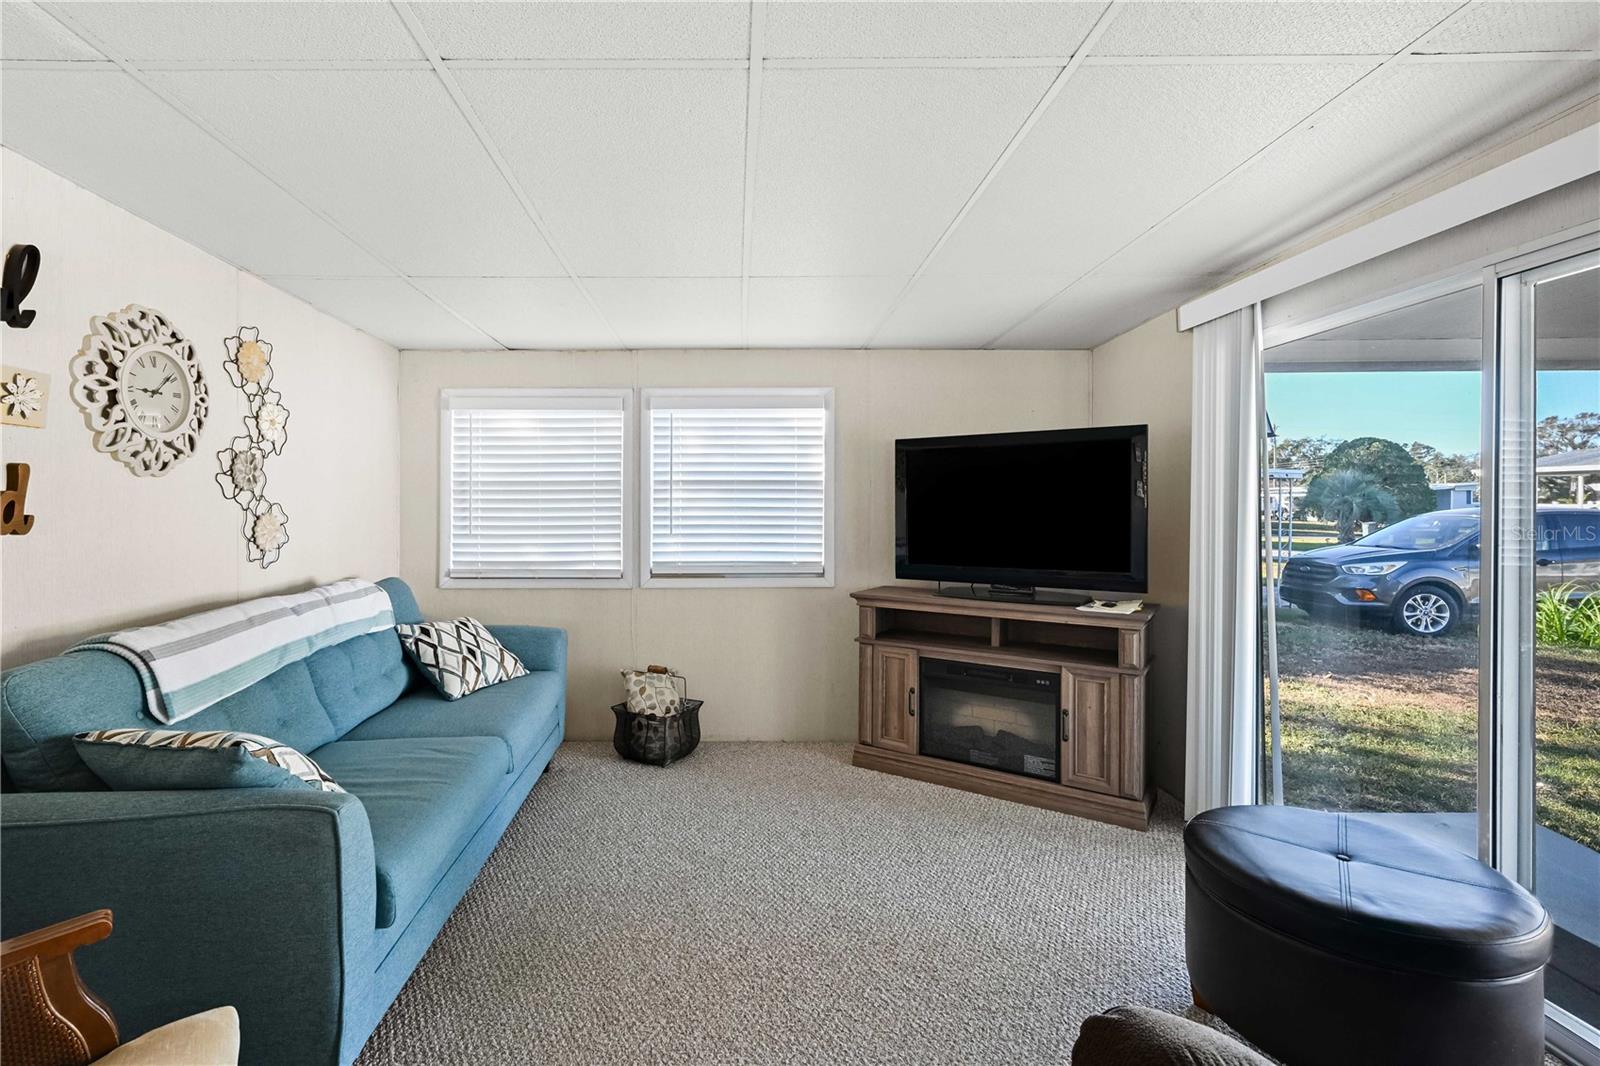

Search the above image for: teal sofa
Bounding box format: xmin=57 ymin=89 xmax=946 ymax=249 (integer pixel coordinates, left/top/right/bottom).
xmin=0 ymin=577 xmax=566 ymax=1066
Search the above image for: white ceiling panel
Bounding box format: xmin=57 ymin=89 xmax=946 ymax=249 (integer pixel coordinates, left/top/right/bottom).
xmin=265 ymin=277 xmax=496 ymax=350
xmin=1 ymin=69 xmax=390 ymax=277
xmin=1418 ymin=2 xmax=1600 ymax=53
xmin=457 ymin=68 xmax=746 ymax=277
xmin=1108 ymin=58 xmax=1600 ymax=280
xmin=752 ymin=67 xmax=1057 ymax=277
xmin=873 ymin=274 xmax=1078 ymax=349
xmin=746 ymin=276 xmax=907 ymax=347
xmin=1 ymin=2 xmax=103 ymax=61
xmin=55 ymin=2 xmax=423 ymax=62
xmin=586 ymin=278 xmax=742 ymax=348
xmin=765 ymin=2 xmax=1105 ymax=59
xmin=929 ymin=63 xmax=1368 ymax=281
xmin=996 ymin=274 xmax=1224 ymax=349
xmin=411 ymin=2 xmax=748 ymax=60
xmin=410 ymin=277 xmax=615 ymax=349
xmin=1095 ymin=2 xmax=1456 ymax=57
xmin=149 ymin=69 xmax=563 ymax=277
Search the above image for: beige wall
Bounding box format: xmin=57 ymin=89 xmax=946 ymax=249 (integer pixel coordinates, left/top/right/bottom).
xmin=0 ymin=149 xmax=401 ymax=664
xmin=1091 ymin=311 xmax=1191 ymax=800
xmin=398 ymin=347 xmax=1092 ymax=741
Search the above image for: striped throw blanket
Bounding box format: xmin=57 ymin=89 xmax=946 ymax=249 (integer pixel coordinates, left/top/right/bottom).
xmin=73 ymin=579 xmax=395 ymax=725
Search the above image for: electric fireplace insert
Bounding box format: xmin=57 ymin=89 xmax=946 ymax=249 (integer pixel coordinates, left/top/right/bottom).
xmin=918 ymin=657 xmax=1060 ymax=781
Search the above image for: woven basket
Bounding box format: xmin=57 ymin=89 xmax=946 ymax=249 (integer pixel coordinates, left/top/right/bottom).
xmin=610 ymin=699 xmax=703 ymax=766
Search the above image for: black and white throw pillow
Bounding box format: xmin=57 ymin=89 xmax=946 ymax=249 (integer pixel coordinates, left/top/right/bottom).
xmin=74 ymin=728 xmax=345 ymax=793
xmin=395 ymin=617 xmax=527 ymax=701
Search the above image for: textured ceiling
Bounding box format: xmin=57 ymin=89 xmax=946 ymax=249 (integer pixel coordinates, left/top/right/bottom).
xmin=2 ymin=1 xmax=1596 ymax=352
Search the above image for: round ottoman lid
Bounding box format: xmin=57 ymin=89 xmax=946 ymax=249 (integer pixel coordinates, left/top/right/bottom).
xmin=1185 ymin=806 xmax=1552 ymax=981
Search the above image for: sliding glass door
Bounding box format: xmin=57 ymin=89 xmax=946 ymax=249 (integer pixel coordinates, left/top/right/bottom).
xmin=1259 ymin=234 xmax=1599 ymax=1057
xmin=1261 ymin=285 xmax=1483 ymax=853
xmin=1491 ymin=245 xmax=1600 ymax=1047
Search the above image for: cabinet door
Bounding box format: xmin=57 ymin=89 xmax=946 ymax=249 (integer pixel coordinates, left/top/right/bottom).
xmin=870 ymin=646 xmax=919 ymax=754
xmin=1060 ymin=669 xmax=1122 ymax=795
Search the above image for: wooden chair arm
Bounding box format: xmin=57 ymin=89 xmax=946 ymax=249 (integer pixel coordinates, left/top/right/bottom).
xmin=1 ymin=910 xmax=119 ymax=1066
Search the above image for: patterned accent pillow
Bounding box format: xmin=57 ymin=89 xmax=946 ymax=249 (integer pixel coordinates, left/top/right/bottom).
xmin=395 ymin=617 xmax=527 ymax=701
xmin=74 ymin=729 xmax=344 ymax=793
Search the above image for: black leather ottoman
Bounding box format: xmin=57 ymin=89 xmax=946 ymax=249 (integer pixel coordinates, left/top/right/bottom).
xmin=1185 ymin=806 xmax=1553 ymax=1066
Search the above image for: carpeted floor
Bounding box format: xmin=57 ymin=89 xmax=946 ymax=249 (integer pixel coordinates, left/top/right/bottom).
xmin=356 ymin=741 xmax=1208 ymax=1065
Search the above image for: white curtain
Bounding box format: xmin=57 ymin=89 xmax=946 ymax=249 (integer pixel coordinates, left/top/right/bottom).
xmin=1185 ymin=307 xmax=1263 ymax=819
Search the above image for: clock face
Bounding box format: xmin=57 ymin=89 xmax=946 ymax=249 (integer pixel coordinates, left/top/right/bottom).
xmin=122 ymin=347 xmax=192 ymax=435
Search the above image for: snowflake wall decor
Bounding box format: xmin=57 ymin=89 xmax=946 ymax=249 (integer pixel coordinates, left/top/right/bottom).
xmin=215 ymin=327 xmax=291 ymax=568
xmin=0 ymin=367 xmax=48 ymax=428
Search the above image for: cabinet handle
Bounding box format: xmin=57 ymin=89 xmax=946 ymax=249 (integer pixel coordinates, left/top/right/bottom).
xmin=908 ymin=685 xmax=916 ymax=717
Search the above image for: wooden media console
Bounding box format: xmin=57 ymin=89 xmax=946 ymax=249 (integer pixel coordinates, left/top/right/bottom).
xmin=852 ymin=585 xmax=1157 ymax=830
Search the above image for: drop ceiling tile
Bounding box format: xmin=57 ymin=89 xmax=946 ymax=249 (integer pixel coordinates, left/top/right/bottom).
xmin=265 ymin=277 xmax=496 ymax=350
xmin=0 ymin=69 xmax=390 ymax=276
xmin=766 ymin=2 xmax=1106 ymax=59
xmin=746 ymin=276 xmax=907 ymax=347
xmin=1107 ymin=58 xmax=1600 ymax=280
xmin=752 ymin=67 xmax=1058 ymax=277
xmin=585 ymin=278 xmax=741 ymax=347
xmin=456 ymin=69 xmax=746 ymax=277
xmin=1 ymin=2 xmax=104 ymax=60
xmin=872 ymin=275 xmax=1078 ymax=348
xmin=55 ymin=2 xmax=422 ymax=61
xmin=927 ymin=62 xmax=1369 ymax=280
xmin=1418 ymin=2 xmax=1600 ymax=53
xmin=1094 ymin=2 xmax=1456 ymax=56
xmin=411 ymin=2 xmax=748 ymax=60
xmin=410 ymin=277 xmax=615 ymax=349
xmin=995 ymin=275 xmax=1224 ymax=349
xmin=149 ymin=69 xmax=563 ymax=277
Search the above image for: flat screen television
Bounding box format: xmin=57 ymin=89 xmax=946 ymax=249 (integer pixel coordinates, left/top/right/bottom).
xmin=894 ymin=425 xmax=1148 ymax=594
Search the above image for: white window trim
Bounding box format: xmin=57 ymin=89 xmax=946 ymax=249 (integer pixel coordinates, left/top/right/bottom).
xmin=639 ymin=387 xmax=836 ymax=589
xmin=437 ymin=387 xmax=636 ymax=589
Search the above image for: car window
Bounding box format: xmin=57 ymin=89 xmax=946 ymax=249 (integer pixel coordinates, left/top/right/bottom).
xmin=1555 ymin=514 xmax=1600 ymax=554
xmin=1356 ymin=512 xmax=1479 ymax=550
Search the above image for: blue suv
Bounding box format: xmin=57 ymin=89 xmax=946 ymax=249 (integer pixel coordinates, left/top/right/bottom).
xmin=1278 ymin=505 xmax=1600 ymax=637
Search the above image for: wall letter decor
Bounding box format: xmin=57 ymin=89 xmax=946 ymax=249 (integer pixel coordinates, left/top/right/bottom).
xmin=0 ymin=366 xmax=49 ymax=428
xmin=2 ymin=244 xmax=40 ymax=328
xmin=70 ymin=305 xmax=209 ymax=477
xmin=2 ymin=464 xmax=36 ymax=535
xmin=215 ymin=326 xmax=290 ymax=569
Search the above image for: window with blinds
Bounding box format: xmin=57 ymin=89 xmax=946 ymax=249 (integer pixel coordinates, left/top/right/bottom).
xmin=441 ymin=391 xmax=631 ymax=584
xmin=644 ymin=390 xmax=832 ymax=584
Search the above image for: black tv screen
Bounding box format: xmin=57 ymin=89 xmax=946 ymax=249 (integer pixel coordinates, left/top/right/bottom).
xmin=895 ymin=426 xmax=1148 ymax=593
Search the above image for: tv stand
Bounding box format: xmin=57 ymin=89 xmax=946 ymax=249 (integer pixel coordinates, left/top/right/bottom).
xmin=852 ymin=585 xmax=1156 ymax=830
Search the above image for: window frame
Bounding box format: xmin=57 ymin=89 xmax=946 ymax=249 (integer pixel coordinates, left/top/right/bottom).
xmin=638 ymin=387 xmax=836 ymax=589
xmin=437 ymin=387 xmax=637 ymax=590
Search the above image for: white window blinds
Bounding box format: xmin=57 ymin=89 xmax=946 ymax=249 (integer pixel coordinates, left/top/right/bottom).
xmin=645 ymin=391 xmax=831 ymax=579
xmin=443 ymin=392 xmax=629 ymax=582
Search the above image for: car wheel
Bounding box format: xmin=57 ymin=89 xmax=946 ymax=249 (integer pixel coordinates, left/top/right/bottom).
xmin=1393 ymin=586 xmax=1459 ymax=637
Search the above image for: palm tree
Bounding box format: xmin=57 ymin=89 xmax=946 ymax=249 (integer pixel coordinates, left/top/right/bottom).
xmin=1303 ymin=469 xmax=1401 ymax=542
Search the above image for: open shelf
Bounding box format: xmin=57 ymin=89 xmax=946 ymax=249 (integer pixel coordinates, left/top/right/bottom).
xmin=868 ymin=630 xmax=1122 ymax=672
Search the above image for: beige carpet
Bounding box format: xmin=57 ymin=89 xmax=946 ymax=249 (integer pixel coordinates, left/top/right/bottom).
xmin=356 ymin=741 xmax=1207 ymax=1065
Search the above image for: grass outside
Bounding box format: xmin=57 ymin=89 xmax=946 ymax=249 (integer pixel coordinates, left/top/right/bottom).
xmin=1272 ymin=614 xmax=1600 ymax=853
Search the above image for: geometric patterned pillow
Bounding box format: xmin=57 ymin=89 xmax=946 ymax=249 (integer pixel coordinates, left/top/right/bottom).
xmin=394 ymin=617 xmax=527 ymax=701
xmin=73 ymin=728 xmax=344 ymax=793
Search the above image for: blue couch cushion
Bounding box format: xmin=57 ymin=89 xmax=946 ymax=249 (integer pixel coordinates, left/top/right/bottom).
xmin=309 ymin=736 xmax=505 ymax=930
xmin=338 ymin=671 xmax=563 ymax=775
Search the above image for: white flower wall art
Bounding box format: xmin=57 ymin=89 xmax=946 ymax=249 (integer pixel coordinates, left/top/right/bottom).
xmin=215 ymin=326 xmax=291 ymax=568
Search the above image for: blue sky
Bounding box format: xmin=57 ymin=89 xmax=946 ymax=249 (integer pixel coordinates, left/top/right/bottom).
xmin=1265 ymin=370 xmax=1599 ymax=455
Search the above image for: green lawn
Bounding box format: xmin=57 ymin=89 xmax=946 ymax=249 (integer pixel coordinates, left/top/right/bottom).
xmin=1271 ymin=616 xmax=1600 ymax=852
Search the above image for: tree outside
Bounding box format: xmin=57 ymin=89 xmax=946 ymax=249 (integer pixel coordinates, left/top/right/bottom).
xmin=1302 ymin=469 xmax=1401 ymax=542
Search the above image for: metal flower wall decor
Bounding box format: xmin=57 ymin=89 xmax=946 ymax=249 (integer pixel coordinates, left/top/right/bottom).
xmin=215 ymin=326 xmax=291 ymax=568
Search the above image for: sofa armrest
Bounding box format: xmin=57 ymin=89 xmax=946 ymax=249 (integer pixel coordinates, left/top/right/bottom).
xmin=1 ymin=789 xmax=376 ymax=1066
xmin=488 ymin=624 xmax=567 ymax=675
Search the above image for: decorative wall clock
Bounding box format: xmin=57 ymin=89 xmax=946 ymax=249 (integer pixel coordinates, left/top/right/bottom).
xmin=215 ymin=326 xmax=291 ymax=569
xmin=70 ymin=305 xmax=209 ymax=477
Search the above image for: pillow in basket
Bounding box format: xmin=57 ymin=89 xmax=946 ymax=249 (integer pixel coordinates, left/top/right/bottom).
xmin=621 ymin=667 xmax=683 ymax=717
xmin=74 ymin=728 xmax=344 ymax=792
xmin=396 ymin=616 xmax=527 ymax=700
